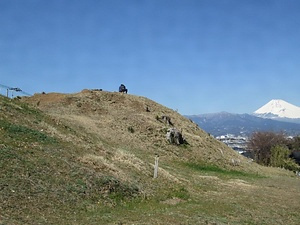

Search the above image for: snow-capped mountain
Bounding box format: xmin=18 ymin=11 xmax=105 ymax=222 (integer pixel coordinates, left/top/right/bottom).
xmin=254 ymin=99 xmax=300 ymax=119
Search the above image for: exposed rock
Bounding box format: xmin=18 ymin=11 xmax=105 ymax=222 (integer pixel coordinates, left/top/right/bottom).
xmin=161 ymin=115 xmax=173 ymax=126
xmin=166 ymin=128 xmax=184 ymax=145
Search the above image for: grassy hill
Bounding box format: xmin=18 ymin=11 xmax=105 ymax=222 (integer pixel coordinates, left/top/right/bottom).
xmin=1 ymin=90 xmax=300 ymax=224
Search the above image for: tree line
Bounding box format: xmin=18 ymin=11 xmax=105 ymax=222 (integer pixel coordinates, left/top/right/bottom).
xmin=247 ymin=132 xmax=300 ymax=171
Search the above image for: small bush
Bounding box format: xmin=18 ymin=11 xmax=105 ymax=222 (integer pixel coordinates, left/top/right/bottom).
xmin=270 ymin=145 xmax=300 ymax=171
xmin=127 ymin=126 xmax=135 ymax=133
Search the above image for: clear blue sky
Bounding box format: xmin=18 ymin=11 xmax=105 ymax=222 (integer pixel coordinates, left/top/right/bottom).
xmin=1 ymin=0 xmax=299 ymax=115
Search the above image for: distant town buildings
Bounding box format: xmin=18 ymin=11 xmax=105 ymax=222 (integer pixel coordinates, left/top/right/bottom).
xmin=216 ymin=134 xmax=249 ymax=154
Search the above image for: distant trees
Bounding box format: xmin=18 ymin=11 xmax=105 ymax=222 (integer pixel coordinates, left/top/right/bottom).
xmin=248 ymin=131 xmax=300 ymax=171
xmin=248 ymin=132 xmax=286 ymax=165
xmin=288 ymin=136 xmax=300 ymax=152
xmin=288 ymin=136 xmax=300 ymax=165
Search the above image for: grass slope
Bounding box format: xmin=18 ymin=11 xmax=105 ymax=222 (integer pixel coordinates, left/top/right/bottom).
xmin=1 ymin=91 xmax=300 ymax=224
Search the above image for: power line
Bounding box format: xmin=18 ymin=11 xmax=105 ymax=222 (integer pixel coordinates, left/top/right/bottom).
xmin=0 ymin=84 xmax=32 ymax=98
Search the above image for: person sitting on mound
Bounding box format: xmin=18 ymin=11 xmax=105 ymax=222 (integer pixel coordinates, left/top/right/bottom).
xmin=119 ymin=84 xmax=128 ymax=93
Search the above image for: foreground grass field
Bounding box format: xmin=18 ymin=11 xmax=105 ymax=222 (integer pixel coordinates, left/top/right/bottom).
xmin=1 ymin=92 xmax=300 ymax=224
xmin=2 ymin=145 xmax=299 ymax=224
xmin=70 ymin=163 xmax=300 ymax=225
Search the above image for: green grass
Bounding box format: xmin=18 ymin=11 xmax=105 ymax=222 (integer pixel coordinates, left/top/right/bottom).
xmin=0 ymin=142 xmax=142 ymax=224
xmin=0 ymin=119 xmax=57 ymax=144
xmin=184 ymin=162 xmax=265 ymax=179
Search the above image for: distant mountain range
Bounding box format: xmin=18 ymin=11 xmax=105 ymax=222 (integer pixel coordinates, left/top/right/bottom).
xmin=186 ymin=100 xmax=300 ymax=137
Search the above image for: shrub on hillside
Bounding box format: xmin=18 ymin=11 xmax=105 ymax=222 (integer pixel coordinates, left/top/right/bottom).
xmin=270 ymin=145 xmax=300 ymax=171
xmin=248 ymin=131 xmax=287 ymax=166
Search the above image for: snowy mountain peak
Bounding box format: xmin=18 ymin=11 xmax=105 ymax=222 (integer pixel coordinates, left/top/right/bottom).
xmin=254 ymin=99 xmax=300 ymax=119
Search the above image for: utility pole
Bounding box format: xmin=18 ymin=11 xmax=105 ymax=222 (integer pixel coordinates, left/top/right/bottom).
xmin=0 ymin=84 xmax=31 ymax=98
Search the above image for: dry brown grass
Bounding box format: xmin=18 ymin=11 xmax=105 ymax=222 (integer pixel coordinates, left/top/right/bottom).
xmin=23 ymin=90 xmax=250 ymax=168
xmin=0 ymin=90 xmax=297 ymax=224
xmin=21 ymin=90 xmax=296 ymax=183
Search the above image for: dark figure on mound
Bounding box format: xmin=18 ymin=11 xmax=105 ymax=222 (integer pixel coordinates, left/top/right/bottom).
xmin=119 ymin=84 xmax=128 ymax=93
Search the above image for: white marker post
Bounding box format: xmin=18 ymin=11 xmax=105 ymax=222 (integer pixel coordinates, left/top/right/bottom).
xmin=153 ymin=154 xmax=159 ymax=179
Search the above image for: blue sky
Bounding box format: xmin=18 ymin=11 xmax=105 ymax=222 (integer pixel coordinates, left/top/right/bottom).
xmin=0 ymin=0 xmax=299 ymax=115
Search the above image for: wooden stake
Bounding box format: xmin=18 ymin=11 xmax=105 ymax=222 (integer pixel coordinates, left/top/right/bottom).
xmin=154 ymin=154 xmax=159 ymax=178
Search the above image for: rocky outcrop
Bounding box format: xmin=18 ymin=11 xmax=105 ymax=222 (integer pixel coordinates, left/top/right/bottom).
xmin=166 ymin=128 xmax=185 ymax=145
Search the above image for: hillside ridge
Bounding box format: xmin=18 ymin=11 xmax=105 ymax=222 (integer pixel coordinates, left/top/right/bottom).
xmin=21 ymin=89 xmax=246 ymax=168
xmin=1 ymin=90 xmax=299 ymax=224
